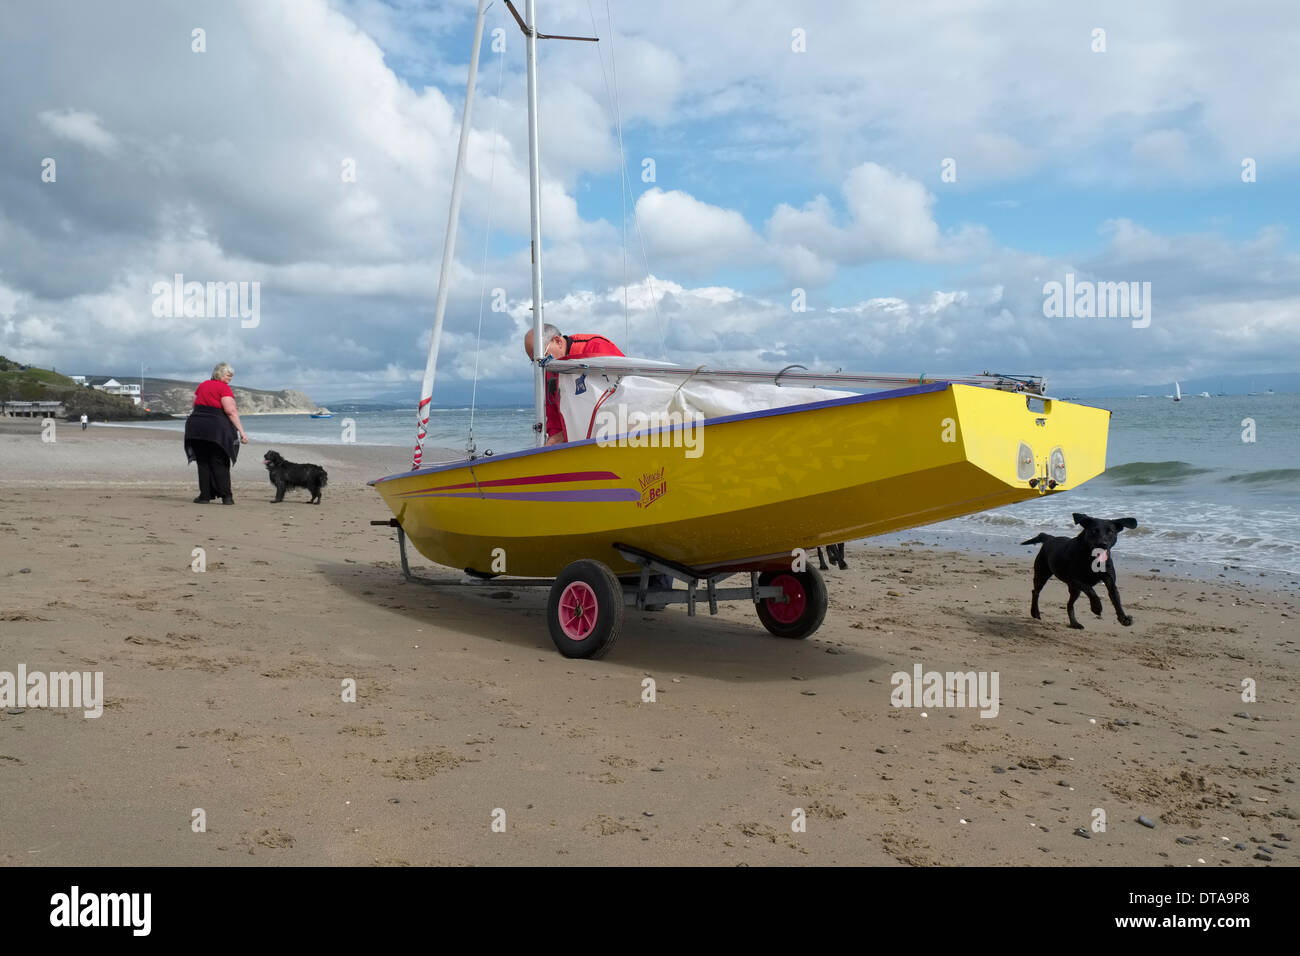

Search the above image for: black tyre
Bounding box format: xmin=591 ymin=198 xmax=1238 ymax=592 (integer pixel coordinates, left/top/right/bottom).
xmin=755 ymin=567 xmax=828 ymax=639
xmin=547 ymin=559 xmax=625 ymax=659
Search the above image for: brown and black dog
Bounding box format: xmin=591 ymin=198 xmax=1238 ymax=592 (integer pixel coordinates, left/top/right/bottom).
xmin=1022 ymin=513 xmax=1137 ymax=629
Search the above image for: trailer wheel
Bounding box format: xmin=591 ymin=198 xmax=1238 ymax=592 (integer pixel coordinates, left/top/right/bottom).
xmin=547 ymin=560 xmax=625 ymax=659
xmin=756 ymin=568 xmax=828 ymax=639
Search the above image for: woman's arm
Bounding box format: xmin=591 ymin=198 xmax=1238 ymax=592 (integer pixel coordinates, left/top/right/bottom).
xmin=220 ymin=395 xmax=248 ymax=443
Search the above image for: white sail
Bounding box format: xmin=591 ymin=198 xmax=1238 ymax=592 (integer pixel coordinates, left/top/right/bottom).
xmin=1174 ymin=381 xmax=1182 ymax=401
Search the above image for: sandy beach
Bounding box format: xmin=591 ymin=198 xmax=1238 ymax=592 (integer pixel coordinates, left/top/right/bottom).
xmin=1 ymin=418 xmax=1296 ymax=866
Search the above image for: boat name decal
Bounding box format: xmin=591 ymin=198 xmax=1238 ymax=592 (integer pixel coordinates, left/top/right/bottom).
xmin=637 ymin=467 xmax=667 ymax=509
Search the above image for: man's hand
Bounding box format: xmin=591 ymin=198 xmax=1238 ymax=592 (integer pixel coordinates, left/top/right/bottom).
xmin=545 ymin=433 xmax=564 ymax=446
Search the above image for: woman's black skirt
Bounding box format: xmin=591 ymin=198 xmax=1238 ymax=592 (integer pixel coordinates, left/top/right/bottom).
xmin=183 ymin=404 xmax=239 ymax=465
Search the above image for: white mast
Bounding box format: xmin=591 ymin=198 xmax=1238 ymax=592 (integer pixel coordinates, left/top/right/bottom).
xmin=524 ymin=0 xmax=547 ymax=446
xmin=412 ymin=0 xmax=491 ymax=470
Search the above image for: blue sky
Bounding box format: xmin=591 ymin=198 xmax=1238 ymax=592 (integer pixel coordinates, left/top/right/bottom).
xmin=1 ymin=0 xmax=1297 ymax=404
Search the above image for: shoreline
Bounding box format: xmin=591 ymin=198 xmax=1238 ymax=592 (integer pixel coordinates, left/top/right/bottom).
xmin=3 ymin=417 xmax=1295 ymax=594
xmin=89 ymin=419 xmax=411 ymax=448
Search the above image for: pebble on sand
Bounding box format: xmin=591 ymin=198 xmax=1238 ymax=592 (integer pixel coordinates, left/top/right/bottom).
xmin=1138 ymin=816 xmax=1157 ymax=828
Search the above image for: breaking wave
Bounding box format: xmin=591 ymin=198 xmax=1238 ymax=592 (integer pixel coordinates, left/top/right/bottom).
xmin=1100 ymin=461 xmax=1212 ymax=485
xmin=1222 ymin=468 xmax=1300 ymax=486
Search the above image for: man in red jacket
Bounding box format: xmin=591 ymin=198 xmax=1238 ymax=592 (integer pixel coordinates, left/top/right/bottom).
xmin=524 ymin=324 xmax=624 ymax=444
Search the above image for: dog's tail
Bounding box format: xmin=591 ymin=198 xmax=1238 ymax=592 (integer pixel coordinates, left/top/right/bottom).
xmin=320 ymin=470 xmax=328 ymax=487
xmin=1020 ymin=533 xmax=1050 ymax=546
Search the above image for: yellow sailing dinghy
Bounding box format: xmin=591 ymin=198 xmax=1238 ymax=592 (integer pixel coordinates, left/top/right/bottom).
xmin=370 ymin=0 xmax=1111 ymax=658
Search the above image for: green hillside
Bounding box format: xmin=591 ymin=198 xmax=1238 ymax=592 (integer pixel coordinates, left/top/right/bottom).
xmin=0 ymin=356 xmax=170 ymax=420
xmin=0 ymin=357 xmax=76 ymax=392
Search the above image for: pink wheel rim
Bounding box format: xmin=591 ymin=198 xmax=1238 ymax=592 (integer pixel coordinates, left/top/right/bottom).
xmin=558 ymin=581 xmax=599 ymax=640
xmin=766 ymin=574 xmax=806 ymax=624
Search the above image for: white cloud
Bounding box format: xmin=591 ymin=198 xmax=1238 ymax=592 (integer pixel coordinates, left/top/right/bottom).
xmin=0 ymin=0 xmax=1296 ymax=397
xmin=635 ymin=188 xmax=763 ymax=271
xmin=37 ymin=109 xmax=118 ymax=154
xmin=766 ymin=164 xmax=974 ymax=283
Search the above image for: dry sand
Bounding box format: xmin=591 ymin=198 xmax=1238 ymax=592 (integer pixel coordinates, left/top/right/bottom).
xmin=1 ymin=418 xmax=1296 ymax=865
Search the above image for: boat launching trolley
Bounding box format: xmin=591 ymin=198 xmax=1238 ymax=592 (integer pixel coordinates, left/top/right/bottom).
xmin=371 ymin=519 xmax=828 ymax=659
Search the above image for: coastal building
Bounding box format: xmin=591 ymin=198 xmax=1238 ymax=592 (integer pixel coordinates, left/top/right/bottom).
xmin=92 ymin=378 xmax=142 ymax=405
xmin=2 ymin=400 xmax=66 ymax=418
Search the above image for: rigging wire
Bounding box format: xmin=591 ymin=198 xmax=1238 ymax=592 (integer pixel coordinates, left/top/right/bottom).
xmin=602 ymin=1 xmax=630 ymax=347
xmin=467 ymin=13 xmax=508 ymax=457
xmin=586 ymin=0 xmax=667 ymax=359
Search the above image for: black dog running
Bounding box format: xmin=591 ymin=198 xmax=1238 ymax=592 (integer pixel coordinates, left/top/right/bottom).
xmin=1022 ymin=512 xmax=1137 ymax=629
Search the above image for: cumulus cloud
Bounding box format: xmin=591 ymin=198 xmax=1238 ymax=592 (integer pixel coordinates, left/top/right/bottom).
xmin=635 ymin=188 xmax=763 ymax=271
xmin=0 ymin=0 xmax=1295 ymax=402
xmin=767 ymin=163 xmax=943 ymax=277
xmin=37 ymin=109 xmax=119 ymax=155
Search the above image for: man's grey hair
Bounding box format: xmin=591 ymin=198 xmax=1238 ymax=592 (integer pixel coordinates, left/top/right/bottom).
xmin=542 ymin=323 xmax=561 ymax=341
xmin=211 ymin=362 xmax=233 ymax=380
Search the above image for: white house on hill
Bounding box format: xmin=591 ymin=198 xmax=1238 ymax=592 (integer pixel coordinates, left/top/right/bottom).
xmin=93 ymin=378 xmax=142 ymax=405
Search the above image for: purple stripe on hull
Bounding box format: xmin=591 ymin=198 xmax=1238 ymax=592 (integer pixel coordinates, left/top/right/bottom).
xmin=403 ymin=489 xmax=641 ymax=502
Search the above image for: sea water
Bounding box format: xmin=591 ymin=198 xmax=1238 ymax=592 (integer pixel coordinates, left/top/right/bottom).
xmin=116 ymin=394 xmax=1299 ymax=581
xmin=884 ymin=394 xmax=1300 ymax=584
xmin=115 ymin=406 xmax=534 ymax=454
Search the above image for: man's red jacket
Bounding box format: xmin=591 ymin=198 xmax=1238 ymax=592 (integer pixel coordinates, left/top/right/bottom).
xmin=545 ymin=333 xmax=624 ymax=442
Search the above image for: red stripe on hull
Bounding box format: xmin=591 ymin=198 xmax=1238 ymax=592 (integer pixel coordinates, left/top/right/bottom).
xmin=399 ymin=470 xmax=622 ymax=495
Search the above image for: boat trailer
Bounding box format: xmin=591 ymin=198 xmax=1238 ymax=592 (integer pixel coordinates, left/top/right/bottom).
xmin=370 ymin=519 xmax=829 ymax=658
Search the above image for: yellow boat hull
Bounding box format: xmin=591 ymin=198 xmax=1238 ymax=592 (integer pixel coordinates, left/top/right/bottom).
xmin=370 ymin=383 xmax=1110 ymax=577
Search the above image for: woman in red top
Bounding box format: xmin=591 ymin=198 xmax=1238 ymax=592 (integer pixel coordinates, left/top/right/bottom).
xmin=183 ymin=362 xmax=248 ymax=504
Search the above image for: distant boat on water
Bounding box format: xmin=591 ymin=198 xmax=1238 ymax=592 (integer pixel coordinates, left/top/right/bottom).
xmin=310 ymin=407 xmax=334 ymax=418
xmin=1199 ymin=391 xmax=1211 ymax=398
xmin=1173 ymin=382 xmax=1182 ymax=402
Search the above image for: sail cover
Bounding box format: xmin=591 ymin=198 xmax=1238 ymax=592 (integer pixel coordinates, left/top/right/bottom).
xmin=555 ymin=358 xmax=859 ymax=442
